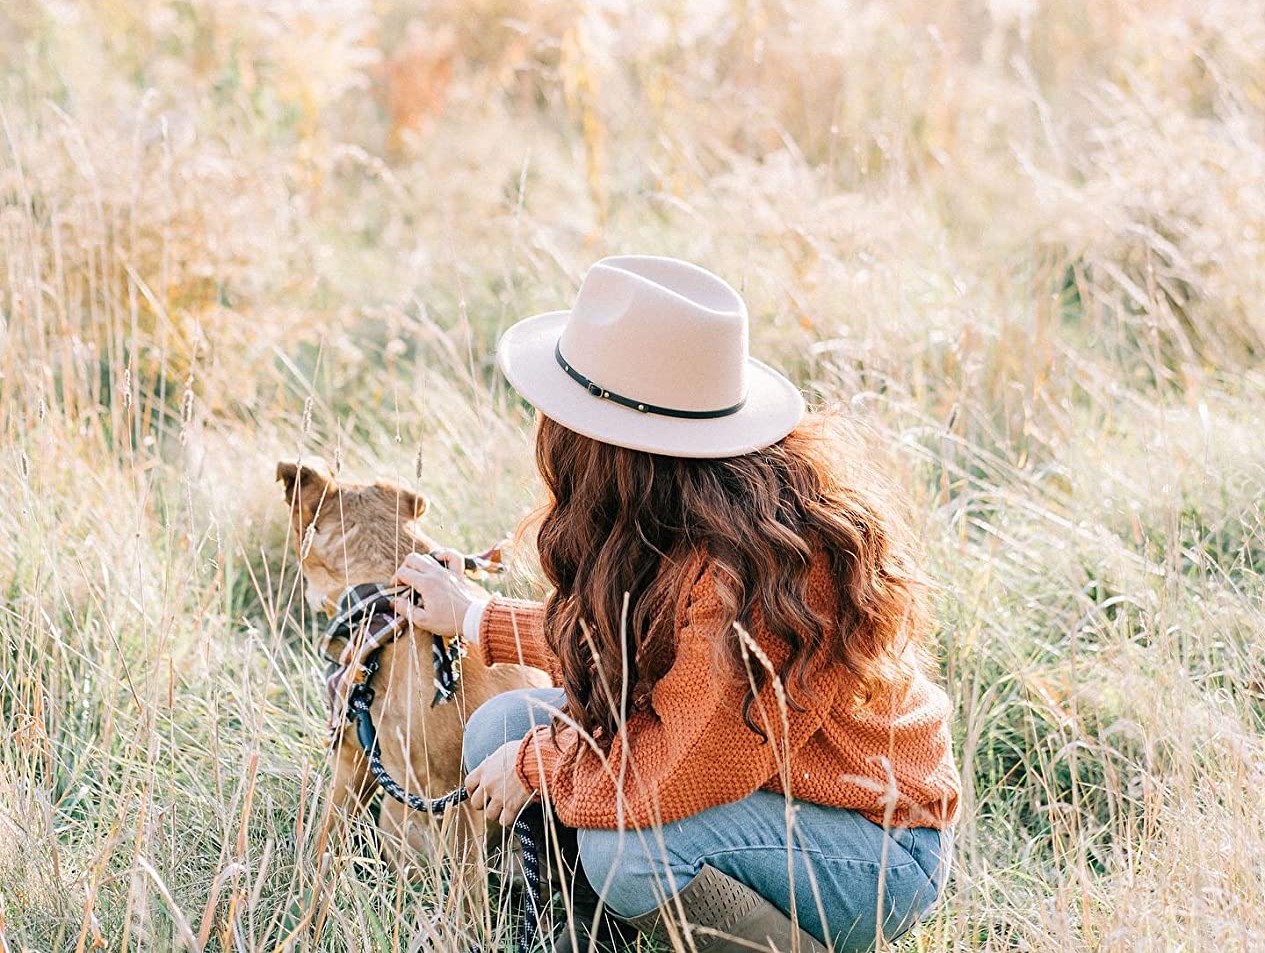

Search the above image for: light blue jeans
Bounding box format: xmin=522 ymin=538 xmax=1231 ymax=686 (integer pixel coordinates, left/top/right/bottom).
xmin=464 ymin=688 xmax=950 ymax=952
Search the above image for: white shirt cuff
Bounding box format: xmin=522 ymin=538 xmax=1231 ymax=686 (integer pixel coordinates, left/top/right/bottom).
xmin=462 ymin=598 xmax=490 ymax=643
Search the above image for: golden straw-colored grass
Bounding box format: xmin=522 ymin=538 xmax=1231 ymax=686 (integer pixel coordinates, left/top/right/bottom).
xmin=1 ymin=0 xmax=1263 ymax=950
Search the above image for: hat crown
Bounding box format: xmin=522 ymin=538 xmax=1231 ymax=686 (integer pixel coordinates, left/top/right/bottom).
xmin=558 ymin=257 xmax=749 ymax=413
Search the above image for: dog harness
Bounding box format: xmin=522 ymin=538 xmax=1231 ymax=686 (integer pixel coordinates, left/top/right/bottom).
xmin=319 ymin=556 xmax=545 ymax=953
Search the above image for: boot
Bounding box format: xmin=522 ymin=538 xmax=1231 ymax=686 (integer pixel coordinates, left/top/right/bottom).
xmin=620 ymin=864 xmax=829 ymax=953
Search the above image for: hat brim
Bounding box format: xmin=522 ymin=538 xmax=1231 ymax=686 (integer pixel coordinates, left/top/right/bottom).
xmin=496 ymin=311 xmax=805 ymax=459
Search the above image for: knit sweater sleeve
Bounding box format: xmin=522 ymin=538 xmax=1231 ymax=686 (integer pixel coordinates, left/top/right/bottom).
xmin=515 ymin=570 xmax=839 ymax=828
xmin=476 ymin=596 xmax=561 ymax=683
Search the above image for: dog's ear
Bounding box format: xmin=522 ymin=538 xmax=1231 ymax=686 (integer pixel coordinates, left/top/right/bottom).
xmin=372 ymin=480 xmax=427 ymax=521
xmin=276 ymin=461 xmax=335 ymax=525
xmin=403 ymin=488 xmax=427 ymax=521
xmin=390 ymin=484 xmax=428 ymax=521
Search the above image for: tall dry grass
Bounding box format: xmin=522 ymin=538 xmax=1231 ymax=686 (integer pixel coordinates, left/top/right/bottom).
xmin=1 ymin=0 xmax=1263 ymax=950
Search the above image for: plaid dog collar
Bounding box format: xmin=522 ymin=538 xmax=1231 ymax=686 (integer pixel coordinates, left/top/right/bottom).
xmin=321 ymin=582 xmax=465 ymax=723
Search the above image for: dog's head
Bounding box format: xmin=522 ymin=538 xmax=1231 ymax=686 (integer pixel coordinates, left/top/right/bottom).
xmin=277 ymin=461 xmax=439 ymax=614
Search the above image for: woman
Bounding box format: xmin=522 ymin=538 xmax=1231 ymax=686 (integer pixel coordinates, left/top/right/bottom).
xmin=393 ymin=256 xmax=959 ymax=952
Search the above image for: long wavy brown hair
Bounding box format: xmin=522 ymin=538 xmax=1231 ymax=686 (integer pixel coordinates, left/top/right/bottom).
xmin=530 ymin=412 xmax=930 ymax=748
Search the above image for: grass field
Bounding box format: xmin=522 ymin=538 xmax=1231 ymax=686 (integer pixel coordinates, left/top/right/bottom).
xmin=2 ymin=1 xmax=1264 ymax=950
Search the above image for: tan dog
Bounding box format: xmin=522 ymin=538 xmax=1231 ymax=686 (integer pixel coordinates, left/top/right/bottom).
xmin=276 ymin=461 xmax=549 ymax=863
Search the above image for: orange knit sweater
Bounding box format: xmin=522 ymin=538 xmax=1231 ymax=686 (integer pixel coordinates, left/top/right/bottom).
xmin=477 ymin=557 xmax=960 ymax=832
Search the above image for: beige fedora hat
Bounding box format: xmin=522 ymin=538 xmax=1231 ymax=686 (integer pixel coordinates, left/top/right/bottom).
xmin=496 ymin=256 xmax=804 ymax=458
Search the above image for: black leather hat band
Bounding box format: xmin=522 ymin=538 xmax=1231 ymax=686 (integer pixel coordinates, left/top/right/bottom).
xmin=554 ymin=342 xmax=746 ymax=420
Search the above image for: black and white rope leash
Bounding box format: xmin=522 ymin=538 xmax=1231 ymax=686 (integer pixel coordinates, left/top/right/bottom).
xmin=324 ymin=575 xmax=547 ymax=953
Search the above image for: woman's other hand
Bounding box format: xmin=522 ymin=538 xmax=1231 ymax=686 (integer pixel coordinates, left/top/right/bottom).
xmin=466 ymin=740 xmax=535 ymax=826
xmin=391 ymin=548 xmax=478 ymax=638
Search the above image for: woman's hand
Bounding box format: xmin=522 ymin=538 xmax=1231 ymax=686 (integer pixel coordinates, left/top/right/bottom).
xmin=466 ymin=740 xmax=535 ymax=826
xmin=391 ymin=548 xmax=479 ymax=638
